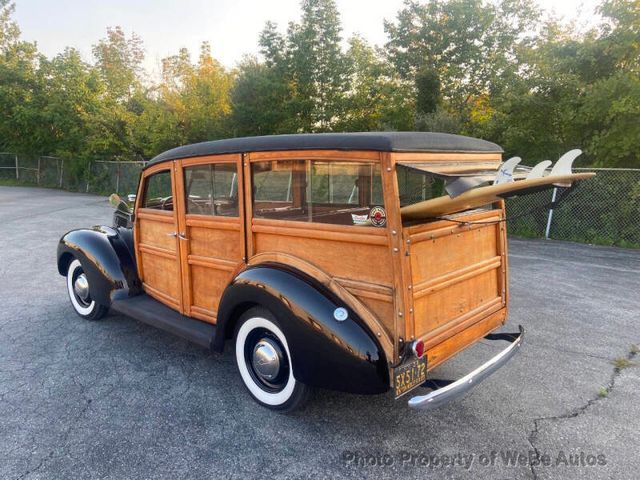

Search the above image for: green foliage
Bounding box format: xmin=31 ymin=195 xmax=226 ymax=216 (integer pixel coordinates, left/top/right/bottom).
xmin=580 ymin=72 xmax=640 ymax=168
xmin=415 ymin=68 xmax=441 ymax=115
xmin=230 ymin=56 xmax=292 ymax=135
xmin=91 ymin=26 xmax=144 ymax=102
xmin=385 ymin=0 xmax=541 ymax=116
xmin=0 ymin=0 xmax=638 ymax=175
xmin=336 ymin=35 xmax=414 ymax=131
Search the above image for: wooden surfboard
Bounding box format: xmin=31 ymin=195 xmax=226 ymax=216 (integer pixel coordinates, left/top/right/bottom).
xmin=400 ymin=172 xmax=595 ymax=221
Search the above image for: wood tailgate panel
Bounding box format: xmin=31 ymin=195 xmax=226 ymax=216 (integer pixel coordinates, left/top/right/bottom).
xmin=405 ymin=209 xmax=507 ymax=360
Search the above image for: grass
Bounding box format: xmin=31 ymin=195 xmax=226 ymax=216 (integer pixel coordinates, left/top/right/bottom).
xmin=611 ymin=357 xmax=635 ymax=370
xmin=598 ymin=386 xmax=609 ymax=398
xmin=0 ymin=178 xmax=30 ymax=187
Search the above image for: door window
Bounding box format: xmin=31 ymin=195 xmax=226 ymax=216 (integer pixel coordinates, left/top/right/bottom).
xmin=142 ymin=170 xmax=173 ymax=211
xmin=184 ymin=163 xmax=239 ymax=217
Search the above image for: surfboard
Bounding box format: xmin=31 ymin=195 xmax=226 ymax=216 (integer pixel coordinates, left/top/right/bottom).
xmin=400 ymin=172 xmax=595 ymax=221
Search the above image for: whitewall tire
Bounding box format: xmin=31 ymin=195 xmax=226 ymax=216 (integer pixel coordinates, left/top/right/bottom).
xmin=234 ymin=307 xmax=309 ymax=412
xmin=66 ymin=258 xmax=108 ymax=320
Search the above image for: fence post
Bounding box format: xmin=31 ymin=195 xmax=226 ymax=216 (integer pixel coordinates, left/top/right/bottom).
xmin=115 ymin=162 xmax=120 ymax=194
xmin=86 ymin=160 xmax=92 ymax=193
xmin=59 ymin=159 xmax=64 ymax=188
xmin=37 ymin=157 xmax=41 ymax=185
xmin=15 ymin=154 xmax=19 ymax=180
xmin=545 ymin=187 xmax=558 ymax=239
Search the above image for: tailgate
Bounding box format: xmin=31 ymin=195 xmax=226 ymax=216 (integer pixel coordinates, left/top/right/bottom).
xmin=404 ymin=208 xmax=508 ymax=369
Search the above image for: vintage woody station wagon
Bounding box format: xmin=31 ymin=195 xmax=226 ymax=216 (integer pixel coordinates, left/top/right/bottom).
xmin=57 ymin=133 xmax=592 ymax=411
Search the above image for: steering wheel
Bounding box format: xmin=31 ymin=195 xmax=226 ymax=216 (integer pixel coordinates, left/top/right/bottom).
xmin=160 ymin=196 xmax=173 ymax=210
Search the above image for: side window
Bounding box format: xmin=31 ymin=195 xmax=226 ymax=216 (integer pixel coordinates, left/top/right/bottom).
xmin=397 ymin=166 xmax=446 ymax=207
xmin=251 ymin=160 xmax=384 ymax=226
xmin=142 ymin=170 xmax=173 ymax=211
xmin=184 ymin=163 xmax=238 ymax=217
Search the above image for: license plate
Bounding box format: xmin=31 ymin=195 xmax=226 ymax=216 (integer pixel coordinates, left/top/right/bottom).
xmin=394 ymin=355 xmax=427 ymax=398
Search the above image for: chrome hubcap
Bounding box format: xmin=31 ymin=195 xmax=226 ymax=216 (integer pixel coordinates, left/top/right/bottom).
xmin=251 ymin=339 xmax=281 ymax=381
xmin=73 ymin=273 xmax=90 ymax=302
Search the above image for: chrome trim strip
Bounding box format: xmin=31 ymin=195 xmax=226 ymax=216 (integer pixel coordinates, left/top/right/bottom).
xmin=408 ymin=325 xmax=524 ymax=410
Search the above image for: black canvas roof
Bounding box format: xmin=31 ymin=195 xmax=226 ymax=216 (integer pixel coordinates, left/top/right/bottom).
xmin=145 ymin=132 xmax=502 ymax=168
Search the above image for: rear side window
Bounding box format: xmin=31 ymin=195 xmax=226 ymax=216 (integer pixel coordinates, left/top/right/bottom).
xmin=184 ymin=164 xmax=238 ymax=217
xmin=142 ymin=170 xmax=173 ymax=211
xmin=252 ymin=160 xmax=384 ymax=226
xmin=397 ymin=166 xmax=446 ymax=207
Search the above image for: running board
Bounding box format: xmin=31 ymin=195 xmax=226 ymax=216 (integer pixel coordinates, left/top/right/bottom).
xmin=111 ymin=294 xmax=216 ymax=349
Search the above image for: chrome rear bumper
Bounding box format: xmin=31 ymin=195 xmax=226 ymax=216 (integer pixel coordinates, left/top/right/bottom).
xmin=408 ymin=325 xmax=524 ymax=410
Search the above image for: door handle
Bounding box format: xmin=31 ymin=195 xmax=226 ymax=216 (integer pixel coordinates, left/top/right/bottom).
xmin=178 ymin=233 xmax=189 ymax=241
xmin=167 ymin=232 xmax=177 ymax=237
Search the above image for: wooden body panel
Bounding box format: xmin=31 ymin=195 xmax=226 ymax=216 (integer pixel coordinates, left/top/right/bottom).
xmin=180 ymin=217 xmax=244 ymax=323
xmin=426 ymin=306 xmax=507 ymax=370
xmin=403 ymin=208 xmax=508 ymax=366
xmin=252 ymin=219 xmax=392 ymax=285
xmin=175 ymin=154 xmax=245 ymax=323
xmin=134 ymin=163 xmax=183 ymax=311
xmin=250 ymin=215 xmax=396 ymax=340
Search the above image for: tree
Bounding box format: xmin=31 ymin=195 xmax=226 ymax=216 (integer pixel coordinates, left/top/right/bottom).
xmin=415 ymin=68 xmax=441 ymax=116
xmin=181 ymin=42 xmax=233 ymax=142
xmin=286 ymin=0 xmax=348 ymax=131
xmin=37 ymin=48 xmax=103 ymax=159
xmin=92 ymin=26 xmax=144 ymax=102
xmin=336 ymin=35 xmax=414 ymax=131
xmin=478 ymin=0 xmax=640 ymax=166
xmin=1 ymin=0 xmax=638 ymax=171
xmin=385 ymin=0 xmax=541 ymax=120
xmin=0 ymin=0 xmax=19 ymax=50
xmin=230 ymin=56 xmax=292 ymax=135
xmin=0 ymin=1 xmax=43 ymax=153
xmin=580 ymin=72 xmax=640 ymax=167
xmin=138 ymin=42 xmax=233 ymax=154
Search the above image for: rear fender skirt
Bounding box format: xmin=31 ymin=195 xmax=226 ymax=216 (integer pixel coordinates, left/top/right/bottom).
xmin=216 ymin=264 xmax=389 ymax=394
xmin=57 ymin=226 xmax=142 ymax=306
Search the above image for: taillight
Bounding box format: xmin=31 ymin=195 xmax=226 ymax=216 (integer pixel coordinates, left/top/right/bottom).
xmin=411 ymin=339 xmax=425 ymax=358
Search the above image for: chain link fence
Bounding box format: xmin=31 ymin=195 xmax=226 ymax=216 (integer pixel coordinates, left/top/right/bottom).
xmin=0 ymin=154 xmax=146 ymax=195
xmin=506 ymin=168 xmax=640 ymax=248
xmin=1 ymin=154 xmax=638 ymax=248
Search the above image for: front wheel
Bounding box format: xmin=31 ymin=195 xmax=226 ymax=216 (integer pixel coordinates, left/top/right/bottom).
xmin=234 ymin=307 xmax=309 ymax=412
xmin=65 ymin=258 xmax=109 ymax=321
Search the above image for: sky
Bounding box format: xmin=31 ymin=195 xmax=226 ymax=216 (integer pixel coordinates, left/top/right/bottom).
xmin=14 ymin=0 xmax=602 ymax=76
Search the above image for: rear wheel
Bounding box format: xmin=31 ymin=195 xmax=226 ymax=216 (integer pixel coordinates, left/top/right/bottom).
xmin=65 ymin=258 xmax=109 ymax=321
xmin=234 ymin=307 xmax=309 ymax=412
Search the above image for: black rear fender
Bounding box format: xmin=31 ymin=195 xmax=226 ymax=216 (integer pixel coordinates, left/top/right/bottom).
xmin=216 ymin=264 xmax=389 ymax=394
xmin=57 ymin=226 xmax=141 ymax=306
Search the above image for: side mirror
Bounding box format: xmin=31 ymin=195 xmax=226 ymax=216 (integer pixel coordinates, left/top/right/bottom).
xmin=109 ymin=193 xmax=134 ymax=228
xmin=108 ymin=193 xmax=131 ymax=212
xmin=109 ymin=193 xmax=123 ymax=208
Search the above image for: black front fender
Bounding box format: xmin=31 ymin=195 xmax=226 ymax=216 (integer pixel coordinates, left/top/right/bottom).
xmin=57 ymin=226 xmax=142 ymax=306
xmin=216 ymin=265 xmax=389 ymax=394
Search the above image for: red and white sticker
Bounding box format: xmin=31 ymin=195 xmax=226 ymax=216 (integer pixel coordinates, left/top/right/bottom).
xmin=369 ymin=206 xmax=387 ymax=227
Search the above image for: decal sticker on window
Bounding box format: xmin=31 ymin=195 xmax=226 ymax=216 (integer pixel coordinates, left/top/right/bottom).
xmin=351 ymin=213 xmax=370 ymax=225
xmin=369 ymin=206 xmax=387 ymax=227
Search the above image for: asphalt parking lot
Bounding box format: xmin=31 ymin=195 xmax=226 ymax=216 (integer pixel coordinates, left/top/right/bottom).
xmin=1 ymin=185 xmax=638 ymax=480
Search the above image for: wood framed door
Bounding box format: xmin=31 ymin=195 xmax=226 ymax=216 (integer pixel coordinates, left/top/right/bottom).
xmin=134 ymin=163 xmax=183 ymax=311
xmin=174 ymin=154 xmax=246 ymax=323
